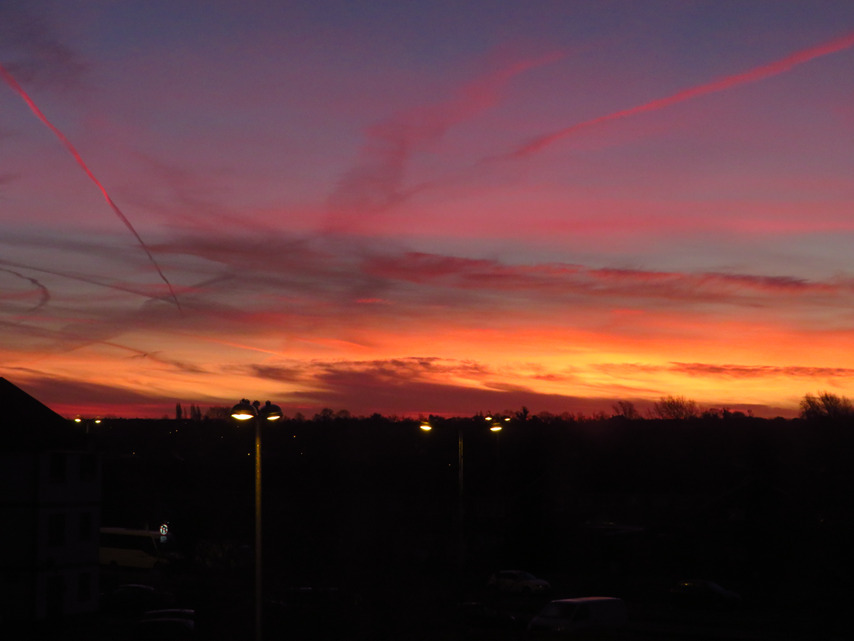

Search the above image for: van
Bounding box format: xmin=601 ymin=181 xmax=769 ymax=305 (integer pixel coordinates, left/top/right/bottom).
xmin=100 ymin=528 xmax=176 ymax=569
xmin=527 ymin=597 xmax=626 ymax=635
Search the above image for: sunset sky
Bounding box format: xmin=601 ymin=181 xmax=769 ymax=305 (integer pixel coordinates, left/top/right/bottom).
xmin=2 ymin=1 xmax=854 ymax=418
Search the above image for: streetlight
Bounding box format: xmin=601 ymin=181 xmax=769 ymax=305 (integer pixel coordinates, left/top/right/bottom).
xmin=73 ymin=416 xmax=101 ymax=434
xmin=231 ymin=399 xmax=283 ymax=641
xmin=420 ymin=416 xmax=502 ymax=568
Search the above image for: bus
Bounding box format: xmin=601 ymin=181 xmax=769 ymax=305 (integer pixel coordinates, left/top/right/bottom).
xmin=99 ymin=527 xmax=177 ymax=570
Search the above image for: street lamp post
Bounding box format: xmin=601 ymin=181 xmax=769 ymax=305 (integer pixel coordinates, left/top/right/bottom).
xmin=231 ymin=399 xmax=283 ymax=641
xmin=74 ymin=416 xmax=101 ymax=434
xmin=420 ymin=417 xmax=502 ymax=568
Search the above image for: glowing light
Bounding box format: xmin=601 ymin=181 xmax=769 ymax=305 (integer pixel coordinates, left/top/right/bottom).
xmin=420 ymin=422 xmax=432 ymax=431
xmin=490 ymin=424 xmax=503 ymax=432
xmin=231 ymin=399 xmax=257 ymax=421
xmin=259 ymin=401 xmax=283 ymax=421
xmin=74 ymin=418 xmax=82 ymax=423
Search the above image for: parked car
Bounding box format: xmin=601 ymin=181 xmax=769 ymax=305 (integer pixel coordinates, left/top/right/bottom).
xmin=487 ymin=570 xmax=550 ymax=596
xmin=528 ymin=597 xmax=626 ymax=634
xmin=142 ymin=609 xmax=194 ymax=622
xmin=670 ymin=580 xmax=742 ymax=609
xmin=99 ymin=584 xmax=176 ymax=617
xmin=135 ymin=616 xmax=194 ymax=639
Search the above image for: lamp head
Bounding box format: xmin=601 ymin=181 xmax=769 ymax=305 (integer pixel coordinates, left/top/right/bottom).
xmin=231 ymin=399 xmax=257 ymax=420
xmin=490 ymin=423 xmax=503 ymax=432
xmin=259 ymin=400 xmax=283 ymax=421
xmin=420 ymin=421 xmax=432 ymax=431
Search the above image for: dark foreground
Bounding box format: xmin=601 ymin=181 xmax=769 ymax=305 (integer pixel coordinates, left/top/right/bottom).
xmin=6 ymin=563 xmax=850 ymax=641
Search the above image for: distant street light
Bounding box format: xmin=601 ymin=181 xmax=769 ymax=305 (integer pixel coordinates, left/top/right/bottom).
xmin=419 ymin=416 xmax=502 ymax=567
xmin=231 ymin=399 xmax=283 ymax=641
xmin=73 ymin=416 xmax=101 ymax=433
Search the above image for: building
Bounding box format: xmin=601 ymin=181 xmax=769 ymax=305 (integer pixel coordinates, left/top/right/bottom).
xmin=0 ymin=377 xmax=101 ymax=621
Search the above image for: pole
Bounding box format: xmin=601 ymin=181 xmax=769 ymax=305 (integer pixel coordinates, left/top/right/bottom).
xmin=458 ymin=426 xmax=465 ymax=568
xmin=496 ymin=431 xmax=500 ymax=496
xmin=255 ymin=417 xmax=263 ymax=641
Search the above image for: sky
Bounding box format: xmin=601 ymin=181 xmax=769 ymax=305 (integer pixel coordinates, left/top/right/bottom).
xmin=2 ymin=0 xmax=854 ymax=418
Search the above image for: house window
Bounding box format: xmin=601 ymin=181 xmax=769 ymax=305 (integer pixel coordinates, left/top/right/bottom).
xmin=78 ymin=573 xmax=90 ymax=602
xmin=80 ymin=454 xmax=96 ymax=481
xmin=48 ymin=513 xmax=65 ymax=547
xmin=49 ymin=453 xmax=66 ymax=483
xmin=79 ymin=512 xmax=92 ymax=541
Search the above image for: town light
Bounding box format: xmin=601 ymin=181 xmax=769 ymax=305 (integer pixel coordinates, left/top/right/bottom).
xmin=418 ymin=415 xmax=504 ymax=568
xmin=231 ymin=399 xmax=257 ymax=420
xmin=259 ymin=401 xmax=283 ymax=421
xmin=230 ymin=398 xmax=282 ymax=641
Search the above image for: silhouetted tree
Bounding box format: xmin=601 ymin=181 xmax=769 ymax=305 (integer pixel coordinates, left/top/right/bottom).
xmin=612 ymin=400 xmax=641 ymax=420
xmin=175 ymin=403 xmax=183 ymax=420
xmin=652 ymin=395 xmax=699 ymax=420
xmin=205 ymin=406 xmax=231 ymax=420
xmin=800 ymin=392 xmax=854 ymax=420
xmin=313 ymin=408 xmax=334 ymax=422
xmin=516 ymin=406 xmax=530 ymax=421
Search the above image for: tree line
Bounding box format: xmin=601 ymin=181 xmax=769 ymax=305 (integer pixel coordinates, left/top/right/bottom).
xmin=170 ymin=391 xmax=853 ymax=424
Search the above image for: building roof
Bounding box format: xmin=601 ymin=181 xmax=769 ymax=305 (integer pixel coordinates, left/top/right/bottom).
xmin=0 ymin=377 xmax=86 ymax=451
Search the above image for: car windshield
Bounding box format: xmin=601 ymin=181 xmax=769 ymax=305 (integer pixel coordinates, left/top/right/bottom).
xmin=518 ymin=572 xmax=537 ymax=581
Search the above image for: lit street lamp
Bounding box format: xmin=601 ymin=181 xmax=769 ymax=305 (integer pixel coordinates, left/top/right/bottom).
xmin=73 ymin=416 xmax=101 ymax=434
xmin=231 ymin=399 xmax=283 ymax=641
xmin=420 ymin=416 xmax=502 ymax=567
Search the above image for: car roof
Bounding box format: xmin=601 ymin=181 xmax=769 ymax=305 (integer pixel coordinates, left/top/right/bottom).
xmin=549 ymin=597 xmax=621 ymax=604
xmin=143 ymin=609 xmax=194 ymax=618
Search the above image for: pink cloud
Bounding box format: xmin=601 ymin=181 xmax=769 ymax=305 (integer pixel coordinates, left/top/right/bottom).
xmin=361 ymin=251 xmax=851 ymax=305
xmin=324 ymin=50 xmax=565 ymax=229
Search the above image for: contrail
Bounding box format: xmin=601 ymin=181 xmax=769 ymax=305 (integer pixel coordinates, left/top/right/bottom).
xmin=0 ymin=267 xmax=50 ymax=313
xmin=508 ymin=29 xmax=854 ymax=159
xmin=0 ymin=63 xmax=182 ymax=312
xmin=0 ymin=257 xmax=173 ymax=304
